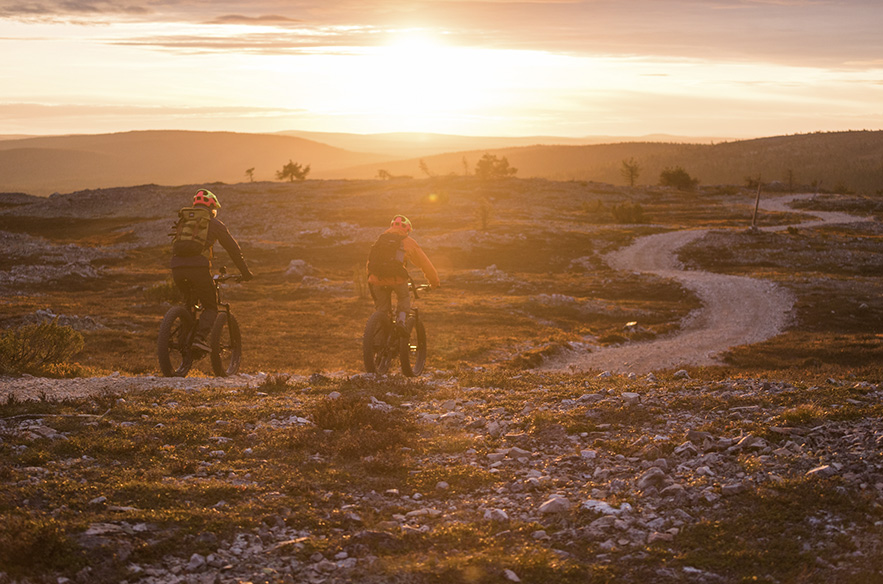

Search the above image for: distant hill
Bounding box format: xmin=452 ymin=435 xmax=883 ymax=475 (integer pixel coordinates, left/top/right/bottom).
xmin=324 ymin=131 xmax=883 ymax=194
xmin=1 ymin=129 xmax=881 ymax=196
xmin=0 ymin=130 xmax=393 ymax=195
xmin=276 ymin=130 xmax=727 ymax=159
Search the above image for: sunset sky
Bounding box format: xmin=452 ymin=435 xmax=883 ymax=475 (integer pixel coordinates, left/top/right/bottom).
xmin=1 ymin=0 xmax=881 ymax=139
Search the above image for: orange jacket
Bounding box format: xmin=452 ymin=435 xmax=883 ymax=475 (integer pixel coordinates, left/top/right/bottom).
xmin=367 ymin=226 xmax=441 ymax=288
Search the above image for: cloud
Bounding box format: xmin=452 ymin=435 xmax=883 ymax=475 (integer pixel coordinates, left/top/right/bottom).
xmin=208 ymin=14 xmax=302 ymax=26
xmin=3 ymin=0 xmax=882 ymax=69
xmin=0 ymin=102 xmax=308 ymax=120
xmin=110 ymin=26 xmax=384 ymax=55
xmin=0 ymin=101 xmax=317 ymax=134
xmin=0 ymin=0 xmax=148 ymax=19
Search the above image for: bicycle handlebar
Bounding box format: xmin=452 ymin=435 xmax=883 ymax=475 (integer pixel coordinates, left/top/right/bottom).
xmin=213 ymin=266 xmax=250 ymax=284
xmin=409 ymin=282 xmax=433 ymax=299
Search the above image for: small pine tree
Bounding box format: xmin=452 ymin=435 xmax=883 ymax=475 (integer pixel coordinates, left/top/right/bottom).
xmin=620 ymin=157 xmax=641 ymax=187
xmin=276 ymin=160 xmax=311 ymax=182
xmin=474 ymin=153 xmax=517 ymax=179
xmin=659 ymin=166 xmax=698 ymax=190
xmin=418 ymin=159 xmax=435 ymax=178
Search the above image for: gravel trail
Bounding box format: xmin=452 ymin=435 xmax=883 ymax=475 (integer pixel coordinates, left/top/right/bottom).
xmin=0 ymin=372 xmax=282 ymax=402
xmin=0 ymin=194 xmax=868 ymax=397
xmin=543 ymin=194 xmax=867 ymax=374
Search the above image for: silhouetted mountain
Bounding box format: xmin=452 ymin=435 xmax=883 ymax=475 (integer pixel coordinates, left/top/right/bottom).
xmin=325 ymin=130 xmax=883 ymax=194
xmin=1 ymin=129 xmax=881 ymax=196
xmin=0 ymin=130 xmax=393 ymax=195
xmin=276 ymin=130 xmax=726 ymax=158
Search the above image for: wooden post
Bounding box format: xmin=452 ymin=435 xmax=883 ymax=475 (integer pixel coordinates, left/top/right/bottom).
xmin=750 ymin=180 xmax=762 ymax=230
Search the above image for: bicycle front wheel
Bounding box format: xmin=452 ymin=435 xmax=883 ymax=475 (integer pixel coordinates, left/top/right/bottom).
xmin=363 ymin=310 xmax=393 ymax=375
xmin=210 ymin=312 xmax=242 ymax=377
xmin=400 ymin=317 xmax=426 ymax=377
xmin=157 ymin=306 xmax=195 ymax=377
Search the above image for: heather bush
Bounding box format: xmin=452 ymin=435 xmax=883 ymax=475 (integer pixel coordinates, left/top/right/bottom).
xmin=0 ymin=321 xmax=84 ymax=375
xmin=659 ymin=165 xmax=699 ymax=190
xmin=143 ymin=279 xmax=182 ymax=303
xmin=611 ymin=201 xmax=646 ymax=224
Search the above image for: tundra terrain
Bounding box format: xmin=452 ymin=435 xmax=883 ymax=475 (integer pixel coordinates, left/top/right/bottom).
xmin=1 ymin=178 xmax=882 ymax=583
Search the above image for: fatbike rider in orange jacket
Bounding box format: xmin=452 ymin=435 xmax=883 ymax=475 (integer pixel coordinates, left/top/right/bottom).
xmin=366 ymin=215 xmax=440 ymax=329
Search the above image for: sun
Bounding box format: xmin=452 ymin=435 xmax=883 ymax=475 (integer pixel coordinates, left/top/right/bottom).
xmin=350 ymin=32 xmax=501 ymax=132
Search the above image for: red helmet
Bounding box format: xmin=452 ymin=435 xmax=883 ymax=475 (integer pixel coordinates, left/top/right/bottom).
xmin=390 ymin=215 xmax=412 ymax=234
xmin=193 ymin=189 xmax=221 ymax=209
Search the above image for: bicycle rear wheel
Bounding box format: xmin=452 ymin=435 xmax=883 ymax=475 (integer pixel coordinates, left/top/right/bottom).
xmin=157 ymin=306 xmax=195 ymax=377
xmin=363 ymin=310 xmax=393 ymax=374
xmin=400 ymin=316 xmax=426 ymax=377
xmin=210 ymin=312 xmax=242 ymax=377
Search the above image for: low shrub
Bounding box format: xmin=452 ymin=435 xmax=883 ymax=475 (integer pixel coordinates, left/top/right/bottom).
xmin=143 ymin=279 xmax=182 ymax=304
xmin=659 ymin=166 xmax=699 ymax=190
xmin=305 ymin=396 xmax=420 ymax=459
xmin=0 ymin=321 xmax=84 ymax=376
xmin=611 ymin=202 xmax=646 ymax=224
xmin=0 ymin=515 xmax=86 ymax=578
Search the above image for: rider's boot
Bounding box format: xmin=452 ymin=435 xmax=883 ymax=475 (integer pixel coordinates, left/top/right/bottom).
xmin=192 ymin=331 xmax=211 ymax=353
xmin=395 ymin=311 xmax=408 ymax=337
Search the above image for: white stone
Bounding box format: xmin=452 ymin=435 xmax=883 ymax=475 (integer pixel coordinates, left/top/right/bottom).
xmin=484 ymin=508 xmax=509 ymax=522
xmin=582 ymin=500 xmax=623 ymax=515
xmin=622 ymin=392 xmax=641 ymax=405
xmin=186 ymin=553 xmax=206 ymax=572
xmin=539 ymin=497 xmax=571 ymax=514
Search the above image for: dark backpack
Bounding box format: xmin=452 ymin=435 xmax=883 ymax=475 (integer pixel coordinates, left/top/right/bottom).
xmin=367 ymin=232 xmax=408 ymax=279
xmin=171 ymin=206 xmax=212 ymax=257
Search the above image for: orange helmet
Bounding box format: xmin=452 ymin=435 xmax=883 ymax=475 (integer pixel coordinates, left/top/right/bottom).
xmin=193 ymin=189 xmax=221 ymax=209
xmin=391 ymin=215 xmax=412 ymax=234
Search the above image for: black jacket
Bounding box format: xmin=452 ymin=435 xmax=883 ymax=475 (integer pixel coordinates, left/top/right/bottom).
xmin=170 ymin=217 xmax=250 ymax=275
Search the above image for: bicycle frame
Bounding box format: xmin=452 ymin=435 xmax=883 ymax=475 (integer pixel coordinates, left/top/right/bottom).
xmin=158 ymin=267 xmax=241 ymax=377
xmin=363 ymin=282 xmax=430 ymax=376
xmin=178 ymin=274 xmax=232 ymax=344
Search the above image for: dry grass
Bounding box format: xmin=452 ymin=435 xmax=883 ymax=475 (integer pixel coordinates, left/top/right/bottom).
xmin=3 ymin=179 xmax=883 ymax=583
xmin=3 ymin=372 xmax=881 ymax=582
xmin=0 ymin=179 xmax=879 ymax=381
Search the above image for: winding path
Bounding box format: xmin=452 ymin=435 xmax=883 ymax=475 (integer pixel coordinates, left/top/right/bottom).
xmin=542 ymin=194 xmax=865 ymax=374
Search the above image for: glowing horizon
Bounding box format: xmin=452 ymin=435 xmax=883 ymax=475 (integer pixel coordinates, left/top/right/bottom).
xmin=1 ymin=0 xmax=882 ymax=139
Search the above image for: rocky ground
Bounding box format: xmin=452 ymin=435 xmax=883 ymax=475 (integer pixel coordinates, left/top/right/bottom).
xmin=1 ymin=183 xmax=882 ymax=582
xmin=2 ymin=370 xmax=883 ymax=583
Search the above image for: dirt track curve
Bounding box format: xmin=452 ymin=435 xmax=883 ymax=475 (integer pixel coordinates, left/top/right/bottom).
xmin=542 ymin=194 xmax=866 ymax=375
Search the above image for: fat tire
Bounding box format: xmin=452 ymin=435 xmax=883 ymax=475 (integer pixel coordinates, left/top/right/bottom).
xmin=157 ymin=306 xmax=195 ymax=377
xmin=210 ymin=312 xmax=242 ymax=377
xmin=363 ymin=310 xmax=393 ymax=375
xmin=400 ymin=317 xmax=426 ymax=377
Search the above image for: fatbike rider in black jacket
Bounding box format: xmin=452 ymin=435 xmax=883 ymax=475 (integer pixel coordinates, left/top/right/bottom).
xmin=170 ymin=189 xmax=253 ymax=351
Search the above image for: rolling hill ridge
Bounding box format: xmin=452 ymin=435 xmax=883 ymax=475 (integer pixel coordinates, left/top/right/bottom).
xmin=0 ymin=130 xmax=393 ymax=195
xmin=1 ymin=129 xmax=881 ymax=196
xmin=331 ymin=131 xmax=883 ymax=195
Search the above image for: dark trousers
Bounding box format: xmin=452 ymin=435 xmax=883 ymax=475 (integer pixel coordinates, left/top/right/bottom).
xmin=172 ymin=266 xmax=217 ymax=337
xmin=369 ymin=283 xmax=410 ymax=324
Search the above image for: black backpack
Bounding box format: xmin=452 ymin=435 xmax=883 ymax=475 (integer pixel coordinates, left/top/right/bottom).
xmin=367 ymin=232 xmax=409 ymax=279
xmin=171 ymin=206 xmax=212 ymax=257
